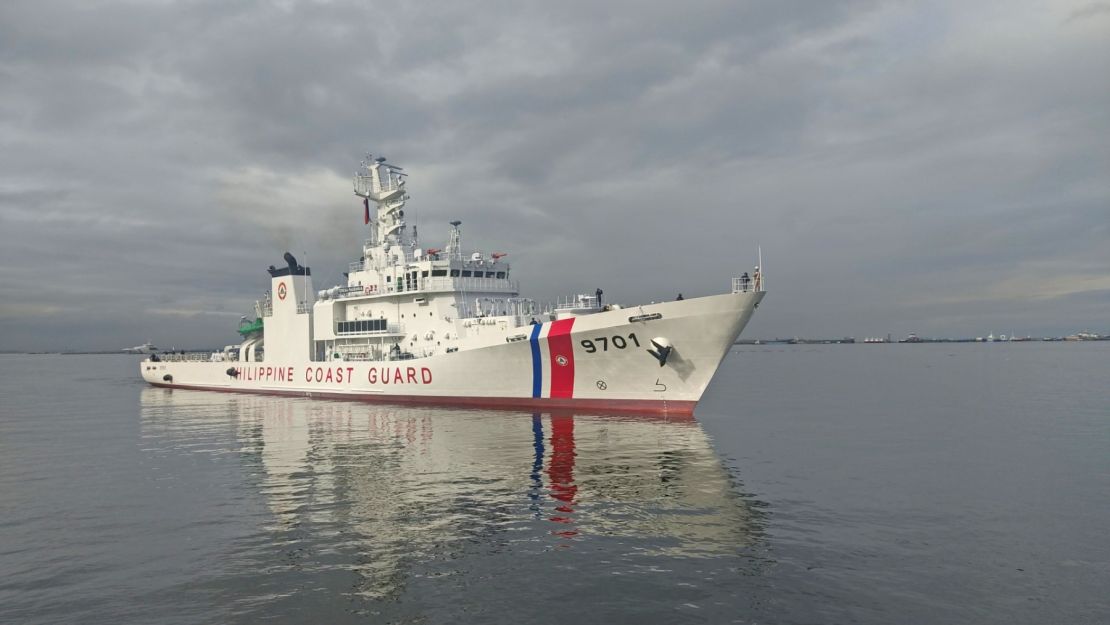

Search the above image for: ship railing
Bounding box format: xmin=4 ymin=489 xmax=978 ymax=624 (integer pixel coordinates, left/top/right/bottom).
xmin=341 ymin=285 xmax=367 ymax=298
xmin=352 ymin=246 xmax=512 ymax=265
xmin=336 ymin=277 xmax=519 ymax=299
xmin=333 ymin=352 xmax=375 ymax=362
xmin=153 ymin=352 xmax=219 ymax=363
xmin=465 ymin=292 xmax=516 ymax=318
xmin=553 ymin=294 xmax=601 ymax=311
xmin=427 ymin=277 xmax=518 ymax=293
xmin=382 ymin=277 xmax=513 ymax=294
xmin=732 ymin=274 xmax=764 ymax=294
xmin=354 ymin=246 xmax=416 ymax=263
xmin=318 ymin=285 xmax=368 ymax=300
xmin=353 ymin=173 xmax=403 ymax=197
xmin=332 ymin=276 xmax=521 ymax=301
xmin=334 ymin=284 xmax=378 ymax=299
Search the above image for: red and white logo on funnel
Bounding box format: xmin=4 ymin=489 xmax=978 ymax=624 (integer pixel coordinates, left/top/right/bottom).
xmin=555 ymin=355 xmax=569 ymax=367
xmin=277 ymin=282 xmax=287 ymax=301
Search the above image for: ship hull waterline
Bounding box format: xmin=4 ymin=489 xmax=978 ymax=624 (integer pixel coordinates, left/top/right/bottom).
xmin=142 ymin=292 xmax=763 ymax=416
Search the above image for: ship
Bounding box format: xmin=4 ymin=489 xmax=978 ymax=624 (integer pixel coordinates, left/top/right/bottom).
xmin=141 ymin=155 xmax=765 ymax=415
xmin=123 ymin=342 xmax=159 ymax=354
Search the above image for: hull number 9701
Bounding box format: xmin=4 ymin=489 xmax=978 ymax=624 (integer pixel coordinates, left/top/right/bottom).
xmin=581 ymin=333 xmax=640 ymax=353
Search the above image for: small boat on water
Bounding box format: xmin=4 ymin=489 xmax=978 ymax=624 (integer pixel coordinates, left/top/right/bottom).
xmin=141 ymin=155 xmax=765 ymax=414
xmin=124 ymin=342 xmax=158 ymax=354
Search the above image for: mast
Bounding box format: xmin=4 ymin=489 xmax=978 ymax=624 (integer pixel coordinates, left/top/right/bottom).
xmin=354 ymin=155 xmax=410 ymax=250
xmin=758 ymin=246 xmax=763 ymax=292
xmin=446 ymin=221 xmax=463 ymax=261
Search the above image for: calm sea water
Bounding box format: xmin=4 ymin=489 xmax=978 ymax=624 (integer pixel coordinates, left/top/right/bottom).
xmin=1 ymin=345 xmax=1107 ymax=624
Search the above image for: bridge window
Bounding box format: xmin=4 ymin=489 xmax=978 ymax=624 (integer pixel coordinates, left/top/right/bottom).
xmin=337 ymin=319 xmax=387 ymax=334
xmin=432 ymin=269 xmax=447 ymax=277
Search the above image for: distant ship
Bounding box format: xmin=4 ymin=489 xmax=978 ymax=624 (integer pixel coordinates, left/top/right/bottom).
xmin=123 ymin=342 xmax=159 ymax=354
xmin=140 ymin=155 xmax=765 ymax=415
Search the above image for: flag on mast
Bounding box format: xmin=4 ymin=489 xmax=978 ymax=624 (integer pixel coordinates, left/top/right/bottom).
xmin=363 ymin=197 xmax=370 ymax=225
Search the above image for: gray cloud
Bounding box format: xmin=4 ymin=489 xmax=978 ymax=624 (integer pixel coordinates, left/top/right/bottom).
xmin=1068 ymin=2 xmax=1110 ymax=22
xmin=1 ymin=0 xmax=1107 ymax=351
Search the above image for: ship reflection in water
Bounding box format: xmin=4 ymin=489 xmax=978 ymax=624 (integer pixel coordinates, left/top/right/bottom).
xmin=139 ymin=388 xmax=765 ymax=605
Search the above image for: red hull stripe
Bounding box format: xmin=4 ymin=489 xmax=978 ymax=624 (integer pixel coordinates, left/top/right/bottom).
xmin=147 ymin=382 xmax=696 ymax=417
xmin=547 ymin=318 xmax=576 ymax=399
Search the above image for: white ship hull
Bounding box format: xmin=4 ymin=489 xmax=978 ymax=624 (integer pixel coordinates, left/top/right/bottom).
xmin=143 ymin=291 xmax=762 ymax=415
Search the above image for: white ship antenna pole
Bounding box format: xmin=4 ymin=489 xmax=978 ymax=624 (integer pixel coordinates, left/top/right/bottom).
xmin=758 ymin=245 xmax=763 ymax=292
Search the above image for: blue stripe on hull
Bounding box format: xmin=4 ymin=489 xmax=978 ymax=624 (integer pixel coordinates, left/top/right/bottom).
xmin=529 ymin=323 xmax=543 ymax=397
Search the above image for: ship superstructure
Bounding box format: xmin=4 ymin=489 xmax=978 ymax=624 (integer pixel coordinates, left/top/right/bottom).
xmin=141 ymin=156 xmax=765 ymax=415
xmin=313 ymin=156 xmax=532 ymax=363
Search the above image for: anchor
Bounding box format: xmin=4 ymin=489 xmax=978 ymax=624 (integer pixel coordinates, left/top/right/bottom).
xmin=647 ymin=337 xmax=673 ymax=367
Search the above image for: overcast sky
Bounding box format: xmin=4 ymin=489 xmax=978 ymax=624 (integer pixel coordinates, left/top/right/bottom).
xmin=1 ymin=0 xmax=1107 ymax=351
